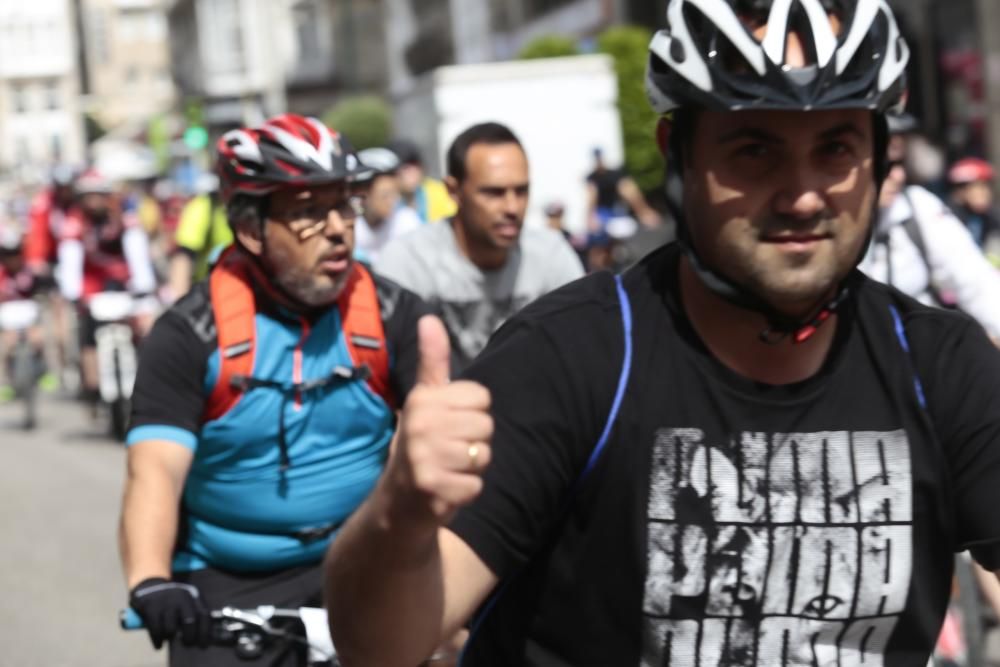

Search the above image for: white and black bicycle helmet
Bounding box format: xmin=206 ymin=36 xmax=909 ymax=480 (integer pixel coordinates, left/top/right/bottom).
xmin=646 ymin=0 xmax=909 ymax=115
xmin=646 ymin=0 xmax=910 ymax=343
xmin=355 ymin=147 xmax=402 ymax=184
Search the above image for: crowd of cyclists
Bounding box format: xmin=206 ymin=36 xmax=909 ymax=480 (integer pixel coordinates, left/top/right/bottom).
xmin=0 ymin=121 xmax=672 ymax=427
xmin=1 ymin=121 xmax=996 ymax=430
xmin=3 ymin=1 xmax=1000 ymax=665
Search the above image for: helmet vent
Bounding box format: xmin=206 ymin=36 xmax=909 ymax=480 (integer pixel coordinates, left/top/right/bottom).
xmin=670 ymin=38 xmax=687 ymax=64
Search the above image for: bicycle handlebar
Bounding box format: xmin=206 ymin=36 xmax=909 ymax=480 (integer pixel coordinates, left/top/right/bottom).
xmin=120 ymin=607 xmax=143 ymax=630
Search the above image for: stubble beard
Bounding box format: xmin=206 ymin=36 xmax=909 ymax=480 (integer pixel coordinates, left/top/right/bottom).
xmin=265 ymin=244 xmax=349 ymax=308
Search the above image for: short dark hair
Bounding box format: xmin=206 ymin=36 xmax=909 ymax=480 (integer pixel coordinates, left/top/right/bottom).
xmin=226 ymin=193 xmax=267 ymax=236
xmin=446 ymin=122 xmax=523 ymax=182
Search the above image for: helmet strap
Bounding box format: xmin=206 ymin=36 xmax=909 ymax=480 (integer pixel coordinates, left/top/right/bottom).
xmin=666 ymin=113 xmax=887 ymax=345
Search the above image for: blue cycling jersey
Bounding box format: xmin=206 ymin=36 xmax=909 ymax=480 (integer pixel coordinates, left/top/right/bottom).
xmin=126 ymin=277 xmax=424 ymax=572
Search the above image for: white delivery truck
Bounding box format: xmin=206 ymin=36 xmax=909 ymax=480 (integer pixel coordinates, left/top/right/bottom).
xmin=393 ymin=54 xmax=624 ymax=234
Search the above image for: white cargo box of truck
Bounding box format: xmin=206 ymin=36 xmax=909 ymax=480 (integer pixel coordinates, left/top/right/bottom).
xmin=394 ymin=54 xmax=624 ymax=234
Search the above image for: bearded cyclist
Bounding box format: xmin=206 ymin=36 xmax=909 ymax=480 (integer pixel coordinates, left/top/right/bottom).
xmin=326 ymin=2 xmax=1000 ymax=666
xmin=118 ymin=114 xmax=430 ymax=666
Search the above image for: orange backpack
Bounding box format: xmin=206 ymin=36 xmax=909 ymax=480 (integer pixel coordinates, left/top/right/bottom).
xmin=202 ymin=248 xmax=394 ymax=422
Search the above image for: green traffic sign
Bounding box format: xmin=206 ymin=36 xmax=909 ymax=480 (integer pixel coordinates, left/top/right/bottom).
xmin=183 ymin=126 xmax=209 ymax=150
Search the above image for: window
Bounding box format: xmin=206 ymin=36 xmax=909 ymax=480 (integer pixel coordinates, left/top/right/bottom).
xmin=118 ymin=11 xmax=140 ymax=41
xmin=494 ymin=0 xmax=578 ymax=31
xmin=89 ymin=9 xmax=110 ymax=64
xmin=157 ymin=67 xmax=172 ymax=88
xmin=16 ymin=137 xmax=30 ymax=164
xmin=146 ymin=11 xmax=167 ymax=40
xmin=202 ymin=0 xmax=245 ymax=74
xmin=12 ymin=85 xmax=28 ymax=114
xmin=46 ymin=81 xmax=60 ymax=111
xmin=294 ymin=2 xmax=322 ymax=65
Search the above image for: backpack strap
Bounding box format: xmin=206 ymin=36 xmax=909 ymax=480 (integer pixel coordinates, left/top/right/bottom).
xmin=462 ymin=273 xmax=633 ymax=661
xmin=203 ymin=252 xmax=394 ymax=422
xmin=203 ymin=247 xmax=256 ymax=422
xmin=899 ymin=189 xmax=953 ymax=308
xmin=888 ymin=304 xmax=928 ymax=411
xmin=580 ymin=273 xmax=634 ymax=480
xmin=338 ymin=263 xmax=395 ymax=410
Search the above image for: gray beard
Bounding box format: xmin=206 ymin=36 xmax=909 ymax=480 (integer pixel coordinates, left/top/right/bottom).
xmin=263 ymin=249 xmax=348 ymax=308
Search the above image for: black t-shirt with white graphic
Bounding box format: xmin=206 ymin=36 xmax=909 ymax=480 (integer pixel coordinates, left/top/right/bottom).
xmin=450 ymin=242 xmax=1000 ymax=666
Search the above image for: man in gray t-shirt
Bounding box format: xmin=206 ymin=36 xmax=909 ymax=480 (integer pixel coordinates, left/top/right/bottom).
xmin=375 ymin=123 xmax=583 ymax=370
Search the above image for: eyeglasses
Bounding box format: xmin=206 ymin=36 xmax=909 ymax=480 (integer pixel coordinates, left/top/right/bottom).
xmin=273 ymin=195 xmax=366 ymax=240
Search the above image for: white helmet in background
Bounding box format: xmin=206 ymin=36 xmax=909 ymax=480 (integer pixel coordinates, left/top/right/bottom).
xmin=646 ymin=0 xmax=909 ymax=115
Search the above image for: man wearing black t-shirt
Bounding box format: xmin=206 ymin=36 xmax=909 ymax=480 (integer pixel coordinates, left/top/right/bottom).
xmin=325 ymin=2 xmax=1000 ymax=666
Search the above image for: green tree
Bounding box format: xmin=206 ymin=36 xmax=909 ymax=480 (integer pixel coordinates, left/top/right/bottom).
xmin=518 ymin=34 xmax=580 ymax=60
xmin=322 ymin=95 xmax=393 ymax=150
xmin=596 ymin=26 xmax=664 ymax=194
xmin=83 ymin=112 xmax=106 ymax=146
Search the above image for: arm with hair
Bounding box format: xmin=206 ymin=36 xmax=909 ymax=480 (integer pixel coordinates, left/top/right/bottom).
xmin=617 ymin=177 xmax=662 ymax=228
xmin=56 ymin=238 xmax=84 ymax=301
xmin=119 ymin=441 xmax=193 ymax=587
xmin=123 ymin=226 xmax=157 ymax=295
xmin=586 ymin=182 xmax=601 ymax=233
xmin=915 ymin=188 xmax=1000 ymax=339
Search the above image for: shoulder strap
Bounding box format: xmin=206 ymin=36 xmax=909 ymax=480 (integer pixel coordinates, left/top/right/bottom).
xmin=203 ymin=194 xmax=217 ymax=252
xmin=899 ymin=189 xmax=931 ymax=264
xmin=580 ymin=273 xmax=634 ymax=480
xmin=203 ymin=247 xmax=256 ymax=422
xmin=899 ymin=190 xmax=950 ymax=307
xmin=462 ymin=273 xmax=633 ymax=657
xmin=888 ymin=304 xmax=928 ymax=411
xmin=338 ymin=263 xmax=395 ymax=410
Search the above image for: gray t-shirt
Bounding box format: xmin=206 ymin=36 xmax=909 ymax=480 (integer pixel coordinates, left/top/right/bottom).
xmin=375 ymin=221 xmax=585 ymax=370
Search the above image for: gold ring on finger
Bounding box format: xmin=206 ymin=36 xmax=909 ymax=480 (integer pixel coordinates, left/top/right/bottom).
xmin=467 ymin=444 xmax=480 ymax=471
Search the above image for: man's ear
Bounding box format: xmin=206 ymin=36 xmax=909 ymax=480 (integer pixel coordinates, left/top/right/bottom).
xmin=656 ymin=117 xmax=672 ymax=157
xmin=235 ymin=224 xmax=263 ymax=257
xmin=444 ymin=175 xmax=459 ymax=199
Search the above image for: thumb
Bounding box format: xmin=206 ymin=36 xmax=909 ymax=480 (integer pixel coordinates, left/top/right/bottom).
xmin=416 ymin=315 xmax=451 ymax=386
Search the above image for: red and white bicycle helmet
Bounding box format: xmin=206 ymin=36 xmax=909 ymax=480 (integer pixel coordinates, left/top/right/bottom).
xmin=216 ymin=114 xmax=367 ymax=201
xmin=948 ymin=158 xmax=995 ymax=186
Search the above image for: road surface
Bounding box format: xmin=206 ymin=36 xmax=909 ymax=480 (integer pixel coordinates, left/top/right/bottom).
xmin=0 ymin=394 xmax=159 ymax=667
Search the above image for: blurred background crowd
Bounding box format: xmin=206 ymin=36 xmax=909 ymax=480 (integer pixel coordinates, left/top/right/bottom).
xmin=0 ymin=0 xmax=997 ymax=450
xmin=0 ymin=0 xmax=997 ymax=245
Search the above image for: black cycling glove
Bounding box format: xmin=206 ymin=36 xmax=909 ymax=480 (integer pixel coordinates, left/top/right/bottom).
xmin=129 ymin=577 xmax=211 ymax=649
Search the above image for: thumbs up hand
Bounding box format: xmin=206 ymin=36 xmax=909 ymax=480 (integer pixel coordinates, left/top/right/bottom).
xmin=384 ymin=316 xmax=493 ymax=527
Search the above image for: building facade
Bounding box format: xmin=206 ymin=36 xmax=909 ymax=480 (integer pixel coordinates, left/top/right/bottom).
xmin=0 ymin=1 xmax=86 ymax=182
xmin=382 ymin=0 xmax=631 ymax=95
xmin=78 ymin=0 xmax=177 ymax=133
xmin=166 ymin=0 xmax=346 ymax=129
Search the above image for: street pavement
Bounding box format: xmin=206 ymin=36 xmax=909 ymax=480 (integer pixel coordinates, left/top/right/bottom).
xmin=0 ymin=394 xmax=159 ymax=667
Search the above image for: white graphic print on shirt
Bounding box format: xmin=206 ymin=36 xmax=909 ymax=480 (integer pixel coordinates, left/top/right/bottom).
xmin=641 ymin=429 xmax=913 ymax=666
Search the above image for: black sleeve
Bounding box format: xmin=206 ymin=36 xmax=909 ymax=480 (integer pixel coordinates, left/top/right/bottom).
xmin=911 ymin=313 xmax=1000 ymax=568
xmin=377 ymin=274 xmax=431 ymax=404
xmin=129 ymin=308 xmax=211 ymax=438
xmin=448 ymin=276 xmax=624 ymax=578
